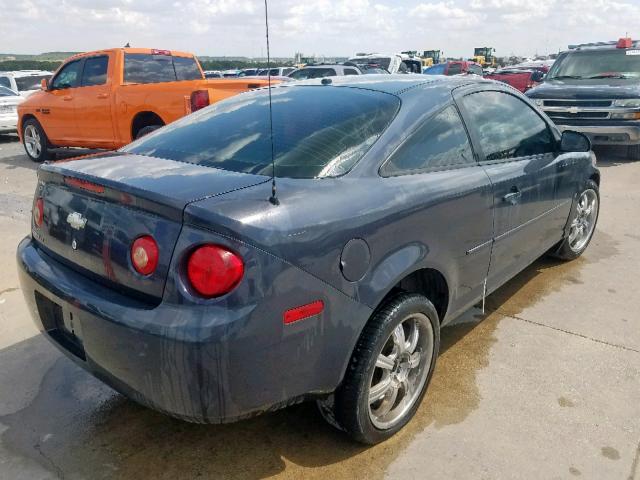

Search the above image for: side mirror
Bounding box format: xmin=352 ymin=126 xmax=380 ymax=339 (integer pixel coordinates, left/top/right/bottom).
xmin=40 ymin=78 xmax=49 ymax=91
xmin=560 ymin=130 xmax=591 ymax=153
xmin=531 ymin=70 xmax=545 ymax=83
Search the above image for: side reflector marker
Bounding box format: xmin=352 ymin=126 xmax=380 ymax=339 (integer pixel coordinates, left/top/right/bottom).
xmin=283 ymin=300 xmax=324 ymax=325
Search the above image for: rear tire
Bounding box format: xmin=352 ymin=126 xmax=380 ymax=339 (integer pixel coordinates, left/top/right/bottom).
xmin=628 ymin=145 xmax=640 ymax=161
xmin=22 ymin=119 xmax=51 ymax=163
xmin=135 ymin=125 xmax=162 ymax=139
xmin=551 ymin=179 xmax=599 ymax=261
xmin=321 ymin=293 xmax=440 ymax=444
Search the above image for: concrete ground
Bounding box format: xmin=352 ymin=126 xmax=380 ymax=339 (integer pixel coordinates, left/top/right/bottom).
xmin=0 ymin=134 xmax=639 ymax=480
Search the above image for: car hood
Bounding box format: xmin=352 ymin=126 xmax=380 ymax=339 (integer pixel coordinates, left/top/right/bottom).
xmin=527 ymin=79 xmax=640 ymax=99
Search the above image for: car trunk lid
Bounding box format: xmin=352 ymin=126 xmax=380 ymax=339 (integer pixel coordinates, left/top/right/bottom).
xmin=33 ymin=153 xmax=268 ymax=301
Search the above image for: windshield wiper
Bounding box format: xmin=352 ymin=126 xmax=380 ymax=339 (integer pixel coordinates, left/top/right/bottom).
xmin=587 ymin=73 xmax=630 ymax=79
xmin=550 ymin=75 xmax=585 ymax=80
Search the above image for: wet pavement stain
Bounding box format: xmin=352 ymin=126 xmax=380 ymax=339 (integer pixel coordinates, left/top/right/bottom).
xmin=558 ymin=397 xmax=575 ymax=408
xmin=569 ymin=466 xmax=582 ymax=476
xmin=0 ymin=232 xmax=613 ymax=480
xmin=601 ymin=446 xmax=620 ymax=461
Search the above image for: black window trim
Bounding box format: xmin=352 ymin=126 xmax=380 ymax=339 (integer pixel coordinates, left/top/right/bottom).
xmin=454 ymin=86 xmax=559 ymax=166
xmin=379 ymin=102 xmax=480 ymax=178
xmin=79 ymin=54 xmax=110 ymax=88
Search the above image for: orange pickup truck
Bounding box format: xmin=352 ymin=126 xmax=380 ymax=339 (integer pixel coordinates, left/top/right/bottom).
xmin=18 ymin=48 xmax=272 ymax=162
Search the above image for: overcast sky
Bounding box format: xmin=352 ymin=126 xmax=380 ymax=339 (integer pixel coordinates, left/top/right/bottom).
xmin=1 ymin=0 xmax=639 ymax=58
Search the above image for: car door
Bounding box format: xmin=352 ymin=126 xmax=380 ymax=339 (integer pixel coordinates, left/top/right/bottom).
xmin=457 ymin=88 xmax=567 ymax=293
xmin=380 ymin=104 xmax=494 ymax=317
xmin=43 ymin=58 xmax=84 ymax=143
xmin=73 ymin=54 xmax=115 ymax=147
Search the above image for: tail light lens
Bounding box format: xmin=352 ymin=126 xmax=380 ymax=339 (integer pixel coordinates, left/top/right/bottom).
xmin=131 ymin=236 xmax=159 ymax=276
xmin=33 ymin=198 xmax=44 ymax=227
xmin=190 ymin=90 xmax=210 ymax=112
xmin=187 ymin=245 xmax=244 ymax=298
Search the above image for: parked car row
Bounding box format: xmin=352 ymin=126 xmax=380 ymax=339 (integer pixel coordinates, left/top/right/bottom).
xmin=0 ymin=70 xmax=52 ymax=97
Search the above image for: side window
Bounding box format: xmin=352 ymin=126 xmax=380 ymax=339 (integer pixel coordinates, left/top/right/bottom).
xmin=447 ymin=63 xmax=462 ymax=75
xmin=81 ymin=56 xmax=108 ymax=86
xmin=468 ymin=64 xmax=483 ymax=75
xmin=382 ymin=106 xmax=474 ymax=176
xmin=344 ymin=68 xmax=359 ymax=75
xmin=124 ymin=53 xmax=176 ymax=84
xmin=0 ymin=77 xmax=10 ymax=88
xmin=51 ymin=60 xmax=83 ymax=90
xmin=174 ymin=56 xmax=203 ymax=81
xmin=461 ymin=91 xmax=555 ymax=161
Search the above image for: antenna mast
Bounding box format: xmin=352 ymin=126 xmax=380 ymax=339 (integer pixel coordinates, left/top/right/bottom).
xmin=264 ymin=0 xmax=279 ymax=205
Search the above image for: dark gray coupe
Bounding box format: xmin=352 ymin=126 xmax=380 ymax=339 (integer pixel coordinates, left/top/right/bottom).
xmin=17 ymin=75 xmax=600 ymax=444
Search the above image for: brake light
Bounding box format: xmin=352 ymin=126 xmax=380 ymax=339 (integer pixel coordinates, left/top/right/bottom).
xmin=33 ymin=198 xmax=44 ymax=228
xmin=151 ymin=49 xmax=171 ymax=56
xmin=131 ymin=236 xmax=159 ymax=276
xmin=190 ymin=90 xmax=210 ymax=112
xmin=186 ymin=245 xmax=244 ymax=298
xmin=617 ymin=38 xmax=633 ymax=49
xmin=64 ymin=177 xmax=105 ymax=194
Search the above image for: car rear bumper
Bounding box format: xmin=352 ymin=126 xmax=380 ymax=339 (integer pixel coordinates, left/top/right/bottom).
xmin=555 ymin=124 xmax=640 ymax=146
xmin=17 ymin=235 xmax=370 ymax=423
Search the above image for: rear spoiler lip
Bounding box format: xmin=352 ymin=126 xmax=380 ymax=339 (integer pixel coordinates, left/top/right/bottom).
xmin=38 ymin=165 xmax=185 ymax=222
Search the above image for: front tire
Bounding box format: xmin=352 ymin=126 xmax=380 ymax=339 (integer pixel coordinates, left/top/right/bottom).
xmin=325 ymin=293 xmax=440 ymax=444
xmin=551 ymin=179 xmax=600 ymax=260
xmin=22 ymin=119 xmax=51 ymax=163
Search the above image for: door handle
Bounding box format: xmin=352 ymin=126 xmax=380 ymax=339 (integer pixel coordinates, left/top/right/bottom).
xmin=503 ymin=188 xmax=522 ymax=205
xmin=97 ymin=93 xmax=109 ymax=99
xmin=63 ymin=96 xmax=72 ymax=101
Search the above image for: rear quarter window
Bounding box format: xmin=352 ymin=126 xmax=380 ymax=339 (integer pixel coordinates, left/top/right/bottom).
xmin=174 ymin=56 xmax=203 ymax=80
xmin=124 ymin=54 xmax=202 ymax=84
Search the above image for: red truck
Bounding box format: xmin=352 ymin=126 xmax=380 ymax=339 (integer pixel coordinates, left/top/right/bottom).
xmin=484 ymin=68 xmax=545 ymax=93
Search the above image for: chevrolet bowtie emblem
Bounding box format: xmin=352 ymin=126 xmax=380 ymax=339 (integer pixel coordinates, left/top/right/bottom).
xmin=66 ymin=212 xmax=87 ymax=230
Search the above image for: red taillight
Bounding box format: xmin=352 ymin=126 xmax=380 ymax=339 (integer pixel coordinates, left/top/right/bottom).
xmin=284 ymin=300 xmax=324 ymax=325
xmin=186 ymin=245 xmax=244 ymax=298
xmin=33 ymin=198 xmax=44 ymax=227
xmin=190 ymin=90 xmax=210 ymax=112
xmin=151 ymin=49 xmax=172 ymax=56
xmin=131 ymin=236 xmax=159 ymax=276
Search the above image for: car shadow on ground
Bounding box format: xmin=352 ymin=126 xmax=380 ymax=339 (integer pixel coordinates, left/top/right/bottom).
xmin=0 ymin=245 xmax=602 ymax=480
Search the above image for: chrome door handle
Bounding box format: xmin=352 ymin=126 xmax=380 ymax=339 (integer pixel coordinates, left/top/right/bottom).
xmin=63 ymin=96 xmax=72 ymax=101
xmin=503 ymin=189 xmax=522 ymax=205
xmin=97 ymin=93 xmax=109 ymax=99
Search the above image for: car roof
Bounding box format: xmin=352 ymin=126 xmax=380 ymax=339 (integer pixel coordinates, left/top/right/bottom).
xmin=281 ymin=74 xmax=485 ymax=96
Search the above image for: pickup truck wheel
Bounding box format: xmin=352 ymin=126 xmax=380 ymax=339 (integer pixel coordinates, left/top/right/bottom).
xmin=628 ymin=145 xmax=640 ymax=161
xmin=135 ymin=125 xmax=162 ymax=139
xmin=22 ymin=119 xmax=50 ymax=163
xmin=551 ymin=179 xmax=600 ymax=261
xmin=323 ymin=293 xmax=440 ymax=444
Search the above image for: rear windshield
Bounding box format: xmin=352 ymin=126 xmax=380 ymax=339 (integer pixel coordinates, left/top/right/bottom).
xmin=124 ymin=54 xmax=203 ymax=84
xmin=15 ymin=75 xmax=50 ymax=91
xmin=123 ymin=86 xmax=400 ymax=178
xmin=548 ymin=49 xmax=640 ymax=79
